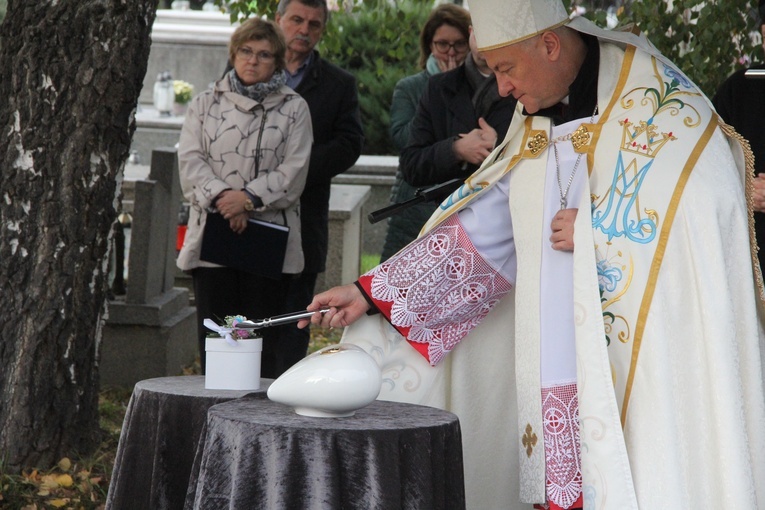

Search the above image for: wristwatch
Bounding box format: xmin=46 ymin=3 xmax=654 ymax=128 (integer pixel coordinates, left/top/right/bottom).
xmin=243 ymin=197 xmax=254 ymax=212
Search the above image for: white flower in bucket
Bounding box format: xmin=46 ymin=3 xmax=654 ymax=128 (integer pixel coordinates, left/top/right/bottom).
xmin=204 ymin=315 xmax=262 ymax=390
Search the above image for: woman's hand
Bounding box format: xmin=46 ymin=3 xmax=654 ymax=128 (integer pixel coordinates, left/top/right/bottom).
xmin=215 ymin=190 xmax=250 ymax=220
xmin=437 ymin=54 xmax=459 ymax=72
xmin=297 ymin=284 xmax=371 ymax=329
xmin=550 ymin=208 xmax=577 ymax=251
xmin=228 ymin=212 xmax=249 ymax=234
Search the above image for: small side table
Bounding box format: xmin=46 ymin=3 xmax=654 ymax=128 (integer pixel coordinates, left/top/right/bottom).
xmin=105 ymin=376 xmax=271 ymax=510
xmin=185 ymin=397 xmax=466 ymax=510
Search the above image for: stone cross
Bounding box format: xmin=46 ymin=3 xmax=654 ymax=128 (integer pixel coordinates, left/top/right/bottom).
xmin=127 ymin=147 xmax=182 ymax=304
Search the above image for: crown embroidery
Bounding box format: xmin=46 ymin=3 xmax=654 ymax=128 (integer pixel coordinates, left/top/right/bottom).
xmin=594 ymin=60 xmax=699 ymax=245
xmin=619 ymin=118 xmax=677 ymax=158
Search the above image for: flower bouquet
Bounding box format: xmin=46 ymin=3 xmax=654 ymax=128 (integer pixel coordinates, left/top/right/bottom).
xmin=204 ymin=315 xmax=254 ymax=345
xmin=204 ymin=315 xmax=263 ymax=390
xmin=173 ymin=80 xmax=194 ymax=104
xmin=172 ymin=80 xmax=194 ymax=115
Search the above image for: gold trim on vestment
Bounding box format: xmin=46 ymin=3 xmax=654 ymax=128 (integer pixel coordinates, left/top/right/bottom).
xmin=601 ymin=47 xmax=636 ymax=122
xmin=718 ymin=119 xmax=765 ymax=303
xmin=588 ymin=46 xmax=636 ymax=177
xmin=621 ymin=115 xmax=718 ymax=425
xmin=583 ymin=123 xmax=601 ymax=173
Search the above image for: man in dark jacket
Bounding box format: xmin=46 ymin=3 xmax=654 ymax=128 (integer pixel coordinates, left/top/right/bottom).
xmin=381 ymin=28 xmax=516 ymax=260
xmin=274 ymin=0 xmax=364 ymax=375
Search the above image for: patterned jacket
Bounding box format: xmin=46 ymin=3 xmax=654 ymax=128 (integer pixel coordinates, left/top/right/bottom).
xmin=177 ymin=76 xmax=313 ymax=274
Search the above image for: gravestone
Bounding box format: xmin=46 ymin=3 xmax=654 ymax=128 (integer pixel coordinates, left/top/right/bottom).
xmin=315 ymin=184 xmax=371 ymax=294
xmin=102 ymin=148 xmax=197 ymax=386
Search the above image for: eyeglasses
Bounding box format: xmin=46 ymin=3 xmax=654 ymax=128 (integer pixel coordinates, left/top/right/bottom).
xmin=432 ymin=39 xmax=468 ymax=53
xmin=236 ymin=47 xmax=275 ymax=62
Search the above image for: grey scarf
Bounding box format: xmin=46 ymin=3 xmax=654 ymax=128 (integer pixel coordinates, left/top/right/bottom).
xmin=229 ymin=68 xmax=287 ymax=103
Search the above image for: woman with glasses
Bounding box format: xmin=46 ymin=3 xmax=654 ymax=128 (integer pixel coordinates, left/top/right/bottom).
xmin=382 ymin=3 xmax=471 ymax=260
xmin=177 ymin=17 xmax=312 ymax=377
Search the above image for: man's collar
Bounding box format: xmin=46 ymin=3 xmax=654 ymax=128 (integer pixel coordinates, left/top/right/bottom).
xmin=286 ymin=50 xmax=315 ymax=75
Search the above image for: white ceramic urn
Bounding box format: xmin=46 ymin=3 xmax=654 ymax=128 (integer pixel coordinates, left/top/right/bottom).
xmin=267 ymin=344 xmax=382 ymax=417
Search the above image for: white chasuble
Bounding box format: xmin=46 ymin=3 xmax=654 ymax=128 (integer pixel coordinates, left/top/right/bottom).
xmin=342 ymin=35 xmax=765 ymax=510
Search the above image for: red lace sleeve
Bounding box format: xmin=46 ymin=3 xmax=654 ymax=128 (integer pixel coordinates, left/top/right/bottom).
xmin=357 ymin=214 xmax=513 ymax=365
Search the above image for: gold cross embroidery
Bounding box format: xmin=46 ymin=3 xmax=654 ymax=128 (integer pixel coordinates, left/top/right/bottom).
xmin=522 ymin=423 xmax=538 ymax=457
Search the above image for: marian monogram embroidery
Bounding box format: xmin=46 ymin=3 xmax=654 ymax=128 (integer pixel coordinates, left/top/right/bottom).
xmin=588 ymin=54 xmax=711 ymax=416
xmin=592 ymin=62 xmax=699 ymax=244
xmin=439 ymin=180 xmax=486 ymax=211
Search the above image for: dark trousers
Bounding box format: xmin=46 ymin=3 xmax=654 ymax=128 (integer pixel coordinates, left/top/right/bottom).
xmin=276 ymin=271 xmax=319 ymax=376
xmin=193 ymin=267 xmax=289 ymax=378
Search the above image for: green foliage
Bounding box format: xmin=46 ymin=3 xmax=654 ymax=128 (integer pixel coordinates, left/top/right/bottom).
xmin=322 ymin=0 xmax=432 ymax=154
xmin=625 ymin=0 xmax=762 ymax=97
xmin=361 ymin=252 xmax=381 ymax=273
xmin=569 ymin=1 xmax=763 ymax=98
xmin=0 ymin=0 xmax=6 ymax=24
xmin=308 ymin=325 xmax=344 ymax=352
xmin=214 ymin=0 xmax=280 ymax=23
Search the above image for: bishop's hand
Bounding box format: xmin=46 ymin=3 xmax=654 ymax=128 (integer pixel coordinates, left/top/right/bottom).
xmin=550 ymin=208 xmax=577 ymax=251
xmin=298 ymin=284 xmax=371 ymax=330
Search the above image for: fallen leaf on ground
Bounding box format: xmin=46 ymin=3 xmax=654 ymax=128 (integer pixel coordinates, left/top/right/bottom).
xmin=56 ymin=474 xmax=73 ymax=488
xmin=57 ymin=458 xmax=72 ymax=472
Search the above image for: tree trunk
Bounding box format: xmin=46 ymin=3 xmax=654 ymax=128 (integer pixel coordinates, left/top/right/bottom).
xmin=0 ymin=0 xmax=157 ymax=471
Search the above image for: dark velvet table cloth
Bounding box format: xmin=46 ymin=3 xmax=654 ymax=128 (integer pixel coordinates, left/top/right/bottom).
xmin=105 ymin=376 xmax=271 ymax=510
xmin=184 ymin=397 xmax=465 ymax=510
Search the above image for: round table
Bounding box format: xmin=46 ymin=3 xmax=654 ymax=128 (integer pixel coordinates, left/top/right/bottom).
xmin=184 ymin=397 xmax=466 ymax=510
xmin=105 ymin=376 xmax=271 ymax=510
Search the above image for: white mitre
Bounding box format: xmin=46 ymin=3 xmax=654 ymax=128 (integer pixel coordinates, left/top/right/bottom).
xmin=469 ymin=0 xmax=570 ymax=51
